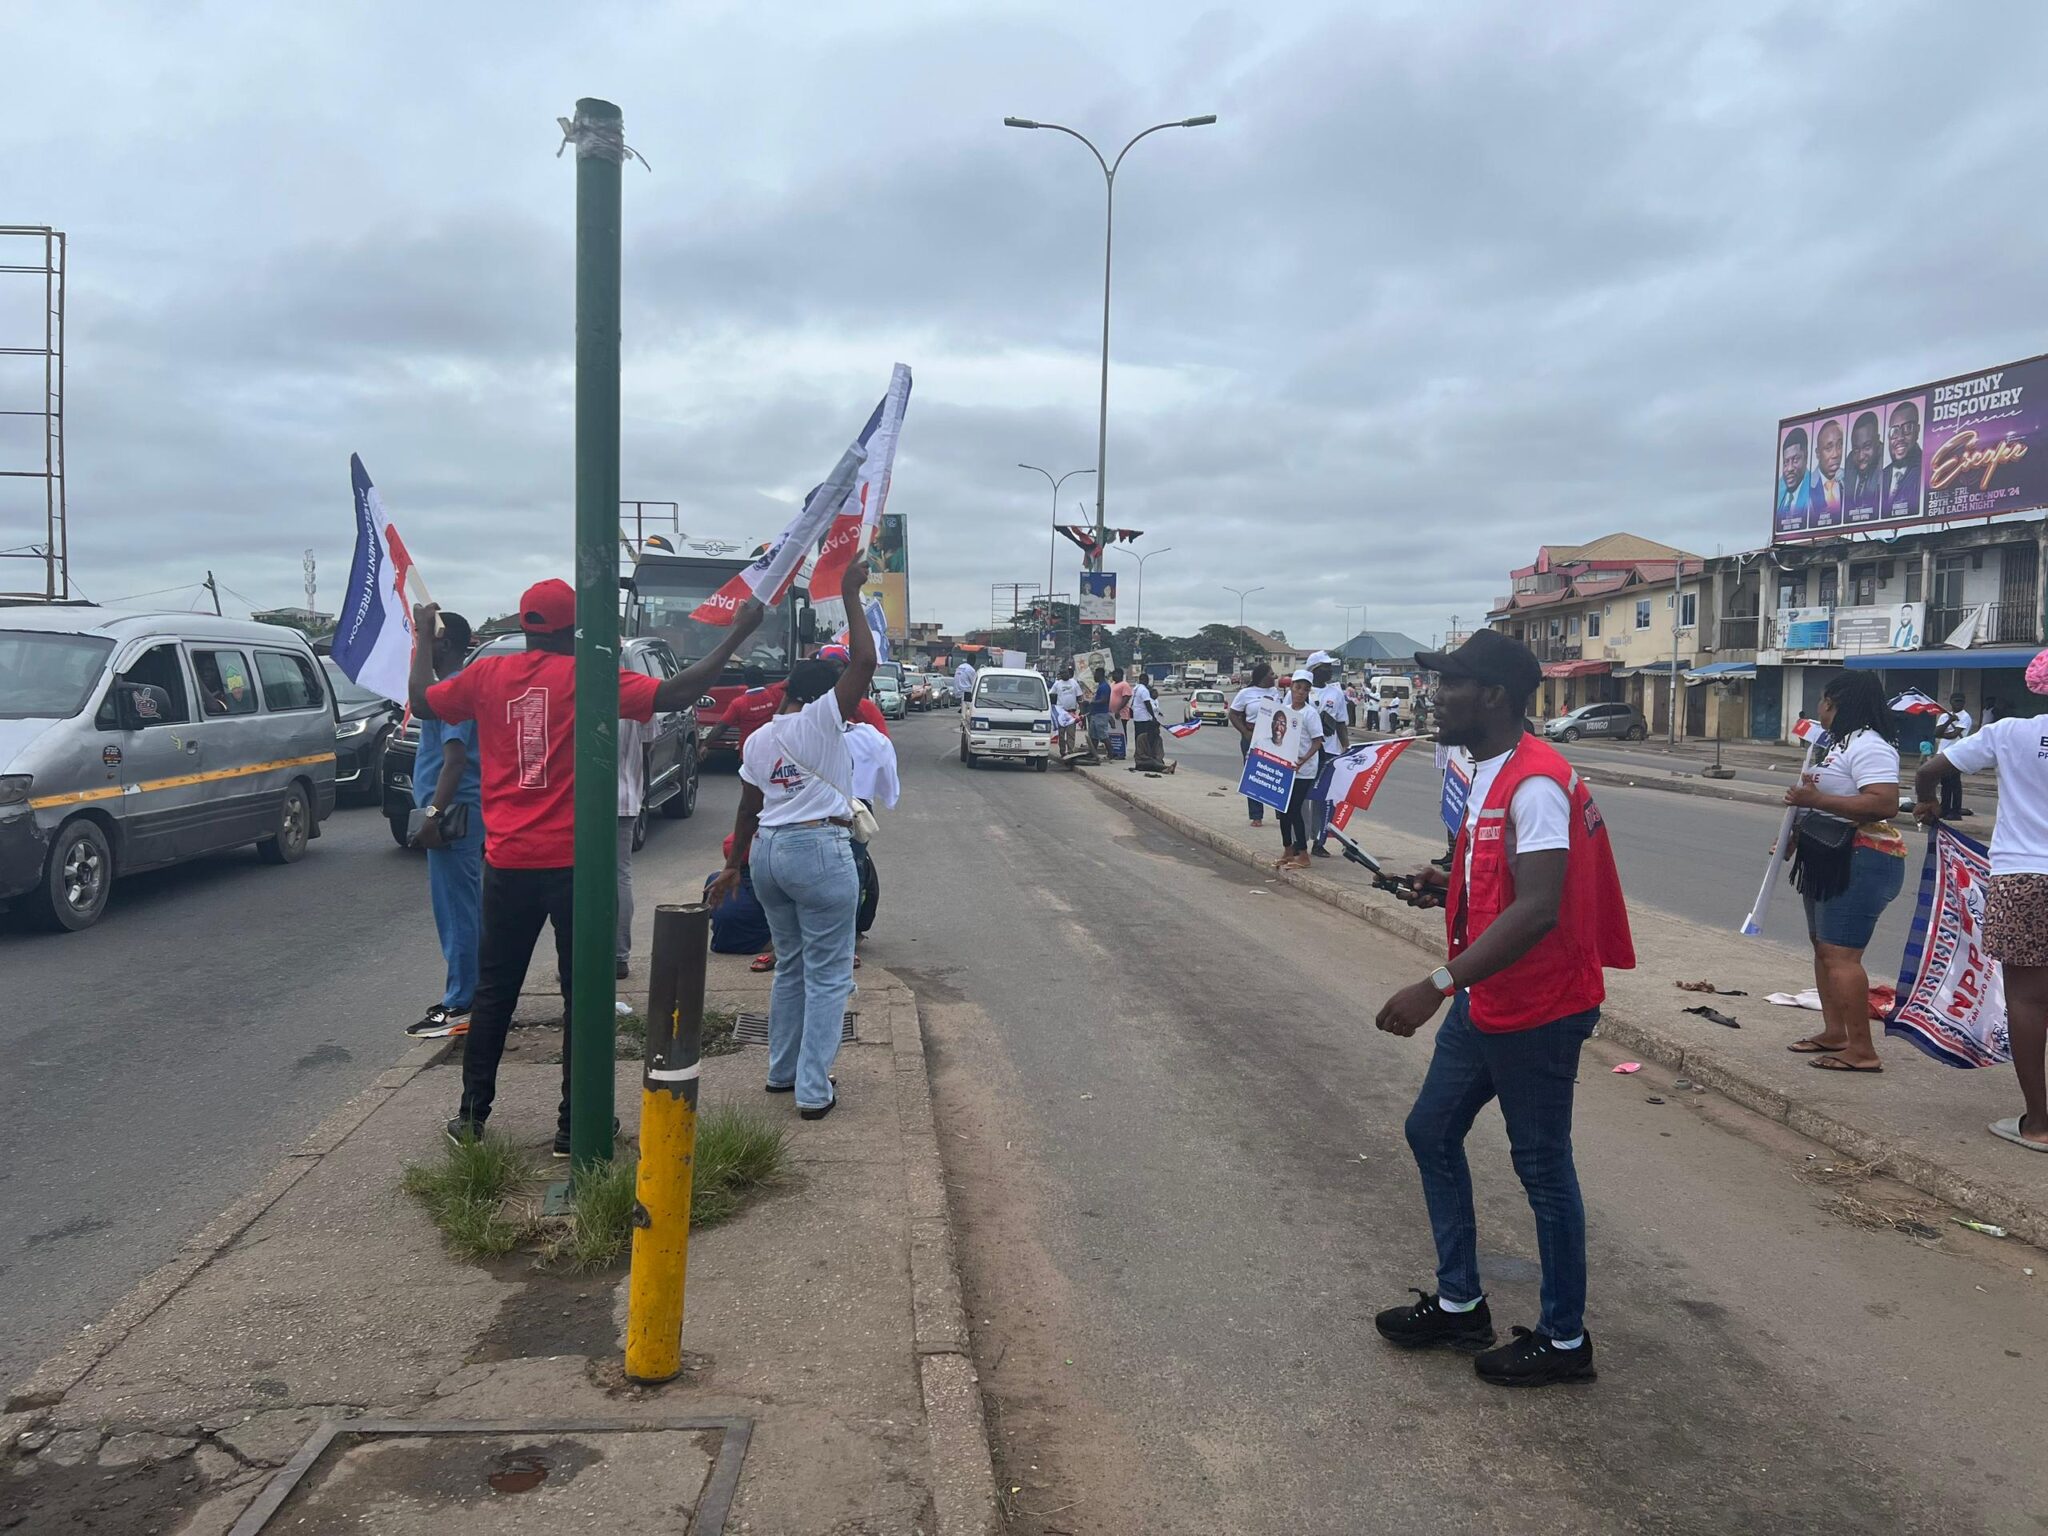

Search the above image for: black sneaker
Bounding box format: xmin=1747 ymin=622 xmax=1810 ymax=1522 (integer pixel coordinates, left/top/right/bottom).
xmin=1475 ymin=1326 xmax=1597 ymax=1387
xmin=552 ymin=1117 xmax=622 ymax=1158
xmin=798 ymin=1096 xmax=837 ymax=1121
xmin=614 ymin=958 xmax=630 ymax=980
xmin=409 ymin=1004 xmax=470 ymax=1039
xmin=444 ymin=1117 xmax=483 ymax=1147
xmin=1373 ymin=1289 xmax=1496 ymax=1353
xmin=1310 ymin=845 xmax=1332 ymax=858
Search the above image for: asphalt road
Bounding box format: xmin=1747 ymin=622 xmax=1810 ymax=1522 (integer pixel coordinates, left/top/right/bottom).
xmin=877 ymin=710 xmax=2043 ymax=1535
xmin=0 ymin=778 xmax=744 ymax=1396
xmin=1159 ymin=718 xmax=1921 ymax=965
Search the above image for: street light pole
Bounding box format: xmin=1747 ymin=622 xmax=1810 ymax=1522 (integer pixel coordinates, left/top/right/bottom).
xmin=1019 ymin=463 xmax=1093 ymax=626
xmin=1109 ymin=544 xmax=1171 ymax=669
xmin=1223 ymin=584 xmax=1263 ymax=630
xmin=1005 ymin=113 xmax=1216 ymax=574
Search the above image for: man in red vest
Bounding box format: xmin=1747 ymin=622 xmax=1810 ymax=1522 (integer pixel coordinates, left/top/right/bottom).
xmin=1370 ymin=629 xmax=1634 ymax=1388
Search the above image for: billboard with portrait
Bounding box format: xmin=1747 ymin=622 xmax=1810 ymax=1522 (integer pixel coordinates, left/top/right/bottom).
xmin=1772 ymin=355 xmax=2048 ymax=544
xmin=871 ymin=510 xmax=909 ymax=641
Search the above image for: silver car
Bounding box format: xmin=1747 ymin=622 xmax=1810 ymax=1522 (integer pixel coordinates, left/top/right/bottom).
xmin=1542 ymin=701 xmax=1647 ymax=743
xmin=0 ymin=608 xmax=338 ymax=931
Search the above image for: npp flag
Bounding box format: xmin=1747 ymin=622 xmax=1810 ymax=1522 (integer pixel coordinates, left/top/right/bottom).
xmin=1887 ymin=825 xmax=2010 ymax=1067
xmin=691 ymin=383 xmax=882 ymax=624
xmin=810 ymin=363 xmax=912 ymax=601
xmin=1790 ymin=716 xmax=1833 ymax=747
xmin=1168 ymin=718 xmax=1203 ymax=738
xmin=331 ymin=455 xmax=424 ymax=704
xmin=1318 ymin=736 xmax=1420 ymax=831
xmin=829 ymin=594 xmax=893 ymax=664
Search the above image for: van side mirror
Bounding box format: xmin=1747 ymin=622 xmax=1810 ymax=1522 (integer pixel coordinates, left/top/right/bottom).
xmin=114 ymin=681 xmax=173 ymax=730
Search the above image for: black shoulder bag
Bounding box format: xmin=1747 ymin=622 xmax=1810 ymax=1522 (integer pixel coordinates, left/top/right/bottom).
xmin=1787 ymin=809 xmax=1856 ymax=900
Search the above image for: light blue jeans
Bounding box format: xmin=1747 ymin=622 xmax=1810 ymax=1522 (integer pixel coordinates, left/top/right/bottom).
xmin=752 ymin=823 xmax=859 ymax=1109
xmin=426 ymin=816 xmax=483 ymax=1012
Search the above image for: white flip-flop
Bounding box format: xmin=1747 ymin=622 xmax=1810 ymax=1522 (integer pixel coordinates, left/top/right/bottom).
xmin=1989 ymin=1116 xmax=2048 ymax=1153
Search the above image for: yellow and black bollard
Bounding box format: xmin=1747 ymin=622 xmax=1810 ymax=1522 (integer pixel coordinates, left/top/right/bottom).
xmin=624 ymin=902 xmax=707 ymax=1384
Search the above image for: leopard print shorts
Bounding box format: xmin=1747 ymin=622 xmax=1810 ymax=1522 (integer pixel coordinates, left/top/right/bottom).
xmin=1983 ymin=874 xmax=2048 ymax=968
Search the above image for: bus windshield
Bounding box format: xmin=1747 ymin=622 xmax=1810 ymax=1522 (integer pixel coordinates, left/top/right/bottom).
xmin=633 ymin=564 xmax=795 ymax=682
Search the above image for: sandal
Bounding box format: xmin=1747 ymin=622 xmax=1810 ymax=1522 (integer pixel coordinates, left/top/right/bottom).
xmin=1809 ymin=1054 xmax=1882 ymax=1073
xmin=750 ymin=953 xmax=776 ymax=973
xmin=1787 ymin=1038 xmax=1845 ymax=1054
xmin=1989 ymin=1116 xmax=2048 ymax=1152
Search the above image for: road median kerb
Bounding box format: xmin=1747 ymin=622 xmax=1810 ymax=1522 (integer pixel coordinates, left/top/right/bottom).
xmin=3 ymin=1033 xmax=456 ymax=1423
xmin=1070 ymin=766 xmax=2048 ymax=1250
xmin=880 ymin=965 xmax=1004 ymax=1536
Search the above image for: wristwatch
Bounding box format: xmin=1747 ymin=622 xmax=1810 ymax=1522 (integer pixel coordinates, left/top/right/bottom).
xmin=422 ymin=805 xmax=443 ymax=821
xmin=1427 ymin=965 xmax=1457 ymax=997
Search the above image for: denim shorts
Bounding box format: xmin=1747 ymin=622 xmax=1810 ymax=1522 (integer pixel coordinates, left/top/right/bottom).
xmin=1803 ymin=845 xmax=1906 ymax=950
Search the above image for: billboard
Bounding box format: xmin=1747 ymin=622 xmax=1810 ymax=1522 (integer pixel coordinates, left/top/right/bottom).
xmin=1080 ymin=571 xmax=1116 ymax=626
xmin=871 ymin=510 xmax=909 ymax=642
xmin=1773 ymin=354 xmax=2048 ymax=544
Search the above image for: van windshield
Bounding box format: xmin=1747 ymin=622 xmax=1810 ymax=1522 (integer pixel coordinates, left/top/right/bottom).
xmin=0 ymin=631 xmax=114 ymax=720
xmin=976 ymin=674 xmax=1049 ymax=711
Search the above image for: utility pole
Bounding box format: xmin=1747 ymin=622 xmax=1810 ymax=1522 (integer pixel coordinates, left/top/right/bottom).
xmin=564 ymin=97 xmax=627 ymax=1174
xmin=1670 ymin=558 xmax=1685 ymax=745
xmin=302 ymin=549 xmax=316 ymax=617
xmin=203 ymin=570 xmax=221 ymax=615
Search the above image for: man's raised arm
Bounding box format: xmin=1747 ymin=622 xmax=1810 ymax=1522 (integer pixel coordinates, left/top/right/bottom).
xmin=653 ymin=598 xmax=767 ymax=712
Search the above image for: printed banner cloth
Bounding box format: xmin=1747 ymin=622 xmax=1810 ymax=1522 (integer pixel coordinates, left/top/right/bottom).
xmin=810 ymin=363 xmax=912 ymax=600
xmin=1320 ymin=736 xmax=1420 ymax=830
xmin=330 ymin=455 xmax=422 ymax=704
xmin=1887 ymin=825 xmax=2010 ymax=1068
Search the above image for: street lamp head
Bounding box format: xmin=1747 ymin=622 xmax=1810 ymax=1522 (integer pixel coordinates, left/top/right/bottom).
xmin=1004 ymin=116 xmax=1040 ymax=129
xmin=1181 ymin=114 xmax=1218 ymax=127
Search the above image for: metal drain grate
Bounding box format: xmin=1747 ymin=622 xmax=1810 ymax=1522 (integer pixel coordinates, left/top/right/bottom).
xmin=731 ymin=1010 xmax=857 ymax=1047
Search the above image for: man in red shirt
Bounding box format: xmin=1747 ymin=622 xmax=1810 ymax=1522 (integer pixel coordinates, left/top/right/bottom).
xmin=410 ymin=578 xmax=764 ymax=1153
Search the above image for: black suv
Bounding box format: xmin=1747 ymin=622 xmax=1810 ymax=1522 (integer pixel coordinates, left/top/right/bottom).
xmin=381 ymin=634 xmax=701 ymax=848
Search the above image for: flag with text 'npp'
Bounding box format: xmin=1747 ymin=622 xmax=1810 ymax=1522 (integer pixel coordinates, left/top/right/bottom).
xmin=330 ymin=455 xmax=423 ymax=705
xmin=1319 ymin=736 xmax=1421 ymax=831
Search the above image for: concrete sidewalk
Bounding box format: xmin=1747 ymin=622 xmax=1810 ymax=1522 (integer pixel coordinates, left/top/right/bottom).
xmin=1075 ymin=759 xmax=2048 ymax=1249
xmin=1 ymin=955 xmax=998 ymax=1535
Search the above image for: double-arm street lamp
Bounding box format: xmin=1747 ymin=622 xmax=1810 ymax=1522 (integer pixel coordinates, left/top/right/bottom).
xmin=1004 ymin=112 xmax=1216 ymax=573
xmin=1018 ymin=463 xmax=1094 ymax=615
xmin=1107 ymin=543 xmax=1171 ymax=668
xmin=1224 ymin=584 xmax=1264 ymax=631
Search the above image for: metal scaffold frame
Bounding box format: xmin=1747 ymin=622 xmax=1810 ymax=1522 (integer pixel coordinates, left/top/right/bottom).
xmin=0 ymin=225 xmax=67 ymax=601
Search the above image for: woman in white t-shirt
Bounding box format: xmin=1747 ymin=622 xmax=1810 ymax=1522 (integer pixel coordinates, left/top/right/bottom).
xmin=1272 ymin=669 xmax=1329 ymax=869
xmin=1781 ymin=672 xmax=1907 ymax=1073
xmin=1917 ymin=657 xmax=2048 ymax=1152
xmin=710 ymin=559 xmax=875 ymax=1119
xmin=1228 ymin=664 xmax=1283 ymax=828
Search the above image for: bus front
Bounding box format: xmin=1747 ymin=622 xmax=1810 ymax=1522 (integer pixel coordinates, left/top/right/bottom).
xmin=628 ymin=555 xmax=809 ymax=759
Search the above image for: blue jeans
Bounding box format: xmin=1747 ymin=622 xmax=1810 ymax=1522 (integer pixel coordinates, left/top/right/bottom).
xmin=426 ymin=817 xmax=483 ymax=1012
xmin=752 ymin=823 xmax=860 ymax=1109
xmin=1404 ymin=996 xmax=1599 ymax=1339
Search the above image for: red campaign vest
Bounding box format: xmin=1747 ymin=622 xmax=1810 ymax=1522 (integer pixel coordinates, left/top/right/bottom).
xmin=1445 ymin=737 xmax=1635 ymax=1032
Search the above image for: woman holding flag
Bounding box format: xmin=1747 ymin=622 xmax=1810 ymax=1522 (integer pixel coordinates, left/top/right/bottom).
xmin=1273 ymin=669 xmax=1329 ymax=869
xmin=1782 ymin=673 xmax=1907 ymax=1073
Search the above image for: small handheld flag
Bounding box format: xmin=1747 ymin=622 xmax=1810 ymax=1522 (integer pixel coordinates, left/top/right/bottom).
xmin=1318 ymin=736 xmax=1420 ymax=830
xmin=1168 ymin=719 xmax=1203 ymax=738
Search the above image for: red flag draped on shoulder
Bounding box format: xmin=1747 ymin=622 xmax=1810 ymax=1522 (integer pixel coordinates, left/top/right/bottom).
xmin=809 ymin=363 xmax=913 ymax=601
xmin=692 ymin=365 xmax=910 ymax=625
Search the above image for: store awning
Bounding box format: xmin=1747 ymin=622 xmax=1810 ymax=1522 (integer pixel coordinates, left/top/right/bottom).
xmin=1844 ymin=647 xmax=2042 ymax=672
xmin=1617 ymin=660 xmax=1682 ymax=676
xmin=1540 ymin=659 xmax=1610 ymax=678
xmin=1685 ymin=660 xmax=1757 ymax=683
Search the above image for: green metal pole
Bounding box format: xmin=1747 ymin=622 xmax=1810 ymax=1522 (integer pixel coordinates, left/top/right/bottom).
xmin=568 ymin=97 xmax=624 ymax=1173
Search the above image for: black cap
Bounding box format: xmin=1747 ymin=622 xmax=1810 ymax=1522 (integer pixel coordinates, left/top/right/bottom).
xmin=1415 ymin=629 xmax=1542 ymax=701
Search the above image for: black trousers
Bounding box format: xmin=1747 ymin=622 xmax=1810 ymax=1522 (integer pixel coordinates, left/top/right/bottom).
xmin=1279 ymin=777 xmax=1312 ymax=851
xmin=460 ymin=863 xmax=574 ymax=1131
xmin=1940 ymin=765 xmax=1964 ymax=818
xmin=1239 ymin=734 xmax=1264 ymax=822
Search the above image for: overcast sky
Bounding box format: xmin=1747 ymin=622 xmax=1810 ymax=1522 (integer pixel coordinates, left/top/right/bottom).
xmin=4 ymin=0 xmax=2045 ymax=650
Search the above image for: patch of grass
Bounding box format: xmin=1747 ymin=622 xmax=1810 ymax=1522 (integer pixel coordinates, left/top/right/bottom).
xmin=542 ymin=1155 xmax=640 ymax=1271
xmin=614 ymin=1011 xmax=646 ymax=1060
xmin=691 ymin=1104 xmax=790 ymax=1228
xmin=702 ymin=1007 xmax=739 ymax=1057
xmin=401 ymin=1135 xmax=543 ymax=1259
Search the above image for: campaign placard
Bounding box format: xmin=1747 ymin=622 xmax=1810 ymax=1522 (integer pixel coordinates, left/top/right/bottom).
xmin=1237 ymin=748 xmax=1296 ymax=811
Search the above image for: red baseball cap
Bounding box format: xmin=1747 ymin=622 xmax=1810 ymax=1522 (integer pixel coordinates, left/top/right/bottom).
xmin=519 ymin=578 xmax=576 ymax=633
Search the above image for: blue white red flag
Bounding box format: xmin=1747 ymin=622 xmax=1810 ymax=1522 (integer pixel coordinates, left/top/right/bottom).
xmin=1168 ymin=719 xmax=1203 ymax=738
xmin=810 ymin=363 xmax=912 ymax=601
xmin=1318 ymin=736 xmax=1420 ymax=830
xmin=1790 ymin=716 xmax=1833 ymax=747
xmin=330 ymin=455 xmax=422 ymax=704
xmin=692 ymin=376 xmax=892 ymax=624
xmin=1888 ymin=825 xmax=2009 ymax=1067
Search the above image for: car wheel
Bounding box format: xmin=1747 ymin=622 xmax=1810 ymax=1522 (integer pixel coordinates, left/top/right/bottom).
xmin=257 ymin=782 xmax=312 ymax=866
xmin=1561 ymin=727 xmax=1581 ymax=743
xmin=959 ymin=734 xmax=970 ymax=765
xmin=357 ymin=732 xmax=389 ymax=804
xmin=631 ymin=806 xmax=649 ymax=852
xmin=1033 ymin=757 xmax=1048 ymax=773
xmin=36 ymin=817 xmax=112 ymax=932
xmin=672 ymin=760 xmax=699 ymax=819
xmin=1625 ymin=724 xmax=1647 ymax=741
xmin=389 ymin=813 xmax=412 ymax=849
